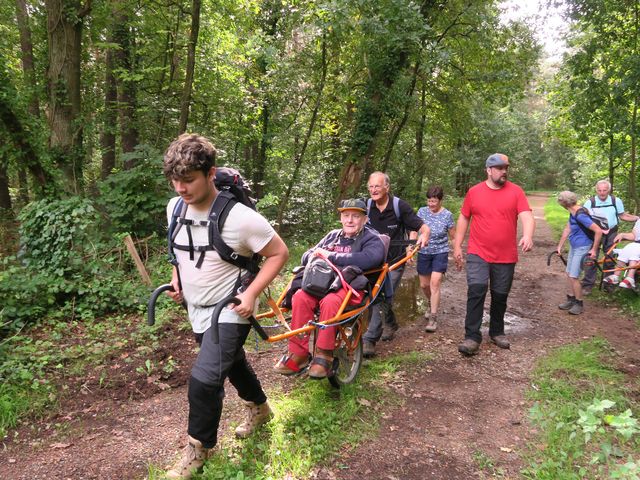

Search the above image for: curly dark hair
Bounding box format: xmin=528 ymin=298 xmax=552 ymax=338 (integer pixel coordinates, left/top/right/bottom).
xmin=163 ymin=133 xmax=217 ymax=178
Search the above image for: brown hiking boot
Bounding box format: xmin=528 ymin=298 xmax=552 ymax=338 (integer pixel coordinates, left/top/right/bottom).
xmin=458 ymin=338 xmax=480 ymax=356
xmin=235 ymin=401 xmax=273 ymax=439
xmin=490 ymin=335 xmax=510 ymax=349
xmin=424 ymin=314 xmax=438 ymax=333
xmin=165 ymin=435 xmax=213 ymax=479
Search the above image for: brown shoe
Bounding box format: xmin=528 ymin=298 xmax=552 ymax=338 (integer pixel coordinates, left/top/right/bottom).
xmin=273 ymin=353 xmax=310 ymax=375
xmin=235 ymin=401 xmax=273 ymax=439
xmin=490 ymin=335 xmax=510 ymax=349
xmin=424 ymin=314 xmax=437 ymax=333
xmin=165 ymin=435 xmax=213 ymax=479
xmin=458 ymin=338 xmax=480 ymax=356
xmin=308 ymin=349 xmax=333 ymax=379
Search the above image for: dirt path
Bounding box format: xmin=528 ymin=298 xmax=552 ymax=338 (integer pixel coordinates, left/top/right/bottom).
xmin=1 ymin=193 xmax=638 ymax=480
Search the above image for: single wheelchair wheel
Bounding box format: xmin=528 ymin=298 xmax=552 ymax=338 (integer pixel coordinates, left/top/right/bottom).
xmin=328 ymin=316 xmax=363 ymax=388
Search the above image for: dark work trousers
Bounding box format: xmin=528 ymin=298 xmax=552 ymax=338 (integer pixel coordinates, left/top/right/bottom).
xmin=188 ymin=322 xmax=267 ymax=448
xmin=464 ymin=254 xmax=515 ymax=343
xmin=363 ymin=265 xmax=404 ymax=343
xmin=582 ymin=226 xmax=618 ymax=289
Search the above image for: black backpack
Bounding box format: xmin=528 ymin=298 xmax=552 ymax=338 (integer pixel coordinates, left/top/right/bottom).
xmin=168 ymin=167 xmax=261 ymax=282
xmin=589 ymin=195 xmax=619 ymax=217
xmin=574 ymin=207 xmax=609 ymax=239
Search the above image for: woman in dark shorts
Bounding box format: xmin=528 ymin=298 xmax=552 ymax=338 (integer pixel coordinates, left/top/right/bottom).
xmin=416 ymin=186 xmax=456 ymax=332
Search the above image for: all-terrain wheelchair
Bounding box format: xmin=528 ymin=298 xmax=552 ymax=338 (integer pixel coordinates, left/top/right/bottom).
xmin=148 ymin=242 xmax=418 ymax=388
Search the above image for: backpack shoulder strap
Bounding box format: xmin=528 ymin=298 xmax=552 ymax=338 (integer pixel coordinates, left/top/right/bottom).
xmin=167 ymin=198 xmax=188 ymax=266
xmin=392 ymin=195 xmax=401 ymax=221
xmin=366 ymin=198 xmax=372 ymax=218
xmin=610 ymin=194 xmax=619 ymax=216
xmin=209 ymin=191 xmax=260 ymax=273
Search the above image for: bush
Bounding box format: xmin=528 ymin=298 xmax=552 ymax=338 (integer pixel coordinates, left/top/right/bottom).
xmin=18 ymin=197 xmax=100 ymax=274
xmin=97 ymin=145 xmax=172 ymax=237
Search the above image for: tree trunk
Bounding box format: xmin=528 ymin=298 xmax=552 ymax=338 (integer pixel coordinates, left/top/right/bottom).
xmin=100 ymin=44 xmax=117 ymax=179
xmin=0 ymin=157 xmax=12 ymax=213
xmin=608 ymin=133 xmax=615 ymax=189
xmin=414 ymin=76 xmax=427 ymax=197
xmin=112 ymin=4 xmax=139 ymax=164
xmin=629 ymin=99 xmax=638 ymax=213
xmin=381 ymin=58 xmax=421 ymax=172
xmin=15 ymin=0 xmax=40 ymax=117
xmin=0 ymin=60 xmax=51 ymax=195
xmin=178 ymin=0 xmax=201 ymax=134
xmin=275 ymin=36 xmax=328 ymax=229
xmin=45 ymin=0 xmax=86 ymax=193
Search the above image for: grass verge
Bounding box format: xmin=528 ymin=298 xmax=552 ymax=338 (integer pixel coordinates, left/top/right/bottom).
xmin=150 ymin=351 xmax=431 ymax=480
xmin=522 ymin=338 xmax=639 ymax=479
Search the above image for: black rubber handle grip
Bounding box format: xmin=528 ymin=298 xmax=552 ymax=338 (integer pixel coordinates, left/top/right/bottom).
xmin=147 ymin=284 xmax=174 ymax=326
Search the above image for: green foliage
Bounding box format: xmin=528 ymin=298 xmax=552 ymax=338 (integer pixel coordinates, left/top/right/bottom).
xmin=2 ymin=194 xmax=154 ymax=335
xmin=18 ymin=197 xmax=99 ymax=274
xmin=97 ymin=145 xmax=172 ymax=237
xmin=543 ymin=194 xmax=568 ymax=241
xmin=523 ymin=338 xmax=639 ymax=479
xmin=0 ymin=302 xmax=183 ymax=439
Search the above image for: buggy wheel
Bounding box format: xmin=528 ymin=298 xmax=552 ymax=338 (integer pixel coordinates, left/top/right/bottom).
xmin=328 ymin=317 xmax=363 ymax=388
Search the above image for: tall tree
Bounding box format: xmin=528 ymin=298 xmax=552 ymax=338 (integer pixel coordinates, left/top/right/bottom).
xmin=178 ymin=0 xmax=201 ymax=134
xmin=45 ymin=0 xmax=88 ymax=192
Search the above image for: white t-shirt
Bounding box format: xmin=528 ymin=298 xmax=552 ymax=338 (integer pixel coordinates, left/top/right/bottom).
xmin=167 ymin=196 xmax=275 ymax=332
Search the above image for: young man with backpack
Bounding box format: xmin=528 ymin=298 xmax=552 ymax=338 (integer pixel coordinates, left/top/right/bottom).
xmin=162 ymin=134 xmax=289 ymax=479
xmin=556 ymin=191 xmax=604 ymax=315
xmin=361 ymin=171 xmax=430 ymax=358
xmin=581 ymin=180 xmax=639 ymax=294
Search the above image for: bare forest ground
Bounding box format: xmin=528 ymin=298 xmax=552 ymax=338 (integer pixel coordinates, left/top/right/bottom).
xmin=1 ymin=193 xmax=639 ymax=480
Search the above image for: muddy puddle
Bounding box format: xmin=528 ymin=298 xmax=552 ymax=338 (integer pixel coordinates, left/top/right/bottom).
xmin=393 ymin=264 xmax=536 ymax=333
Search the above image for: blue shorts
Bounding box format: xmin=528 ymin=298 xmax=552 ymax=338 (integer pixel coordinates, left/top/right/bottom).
xmin=566 ymin=244 xmax=591 ymax=279
xmin=417 ymin=252 xmax=448 ymax=275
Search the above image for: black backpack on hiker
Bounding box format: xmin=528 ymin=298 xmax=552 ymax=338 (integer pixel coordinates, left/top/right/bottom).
xmin=588 ymin=195 xmax=619 ymax=218
xmin=167 ymin=167 xmax=261 ymax=293
xmin=574 ymin=207 xmax=609 ymax=239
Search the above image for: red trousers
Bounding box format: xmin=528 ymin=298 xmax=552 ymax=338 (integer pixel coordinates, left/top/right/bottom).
xmin=289 ymin=287 xmax=362 ymax=355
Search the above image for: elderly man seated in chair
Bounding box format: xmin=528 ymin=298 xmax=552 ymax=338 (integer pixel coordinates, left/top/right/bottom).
xmin=274 ymin=199 xmax=386 ymax=379
xmin=603 ymin=218 xmax=640 ymax=289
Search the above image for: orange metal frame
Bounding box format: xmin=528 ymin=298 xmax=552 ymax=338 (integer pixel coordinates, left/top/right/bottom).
xmin=255 ymin=245 xmax=420 ymax=344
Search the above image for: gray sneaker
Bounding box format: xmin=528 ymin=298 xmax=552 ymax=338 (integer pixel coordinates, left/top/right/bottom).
xmin=490 ymin=335 xmax=510 ymax=349
xmin=558 ymin=295 xmax=576 ymax=310
xmin=568 ymin=300 xmax=584 ymax=315
xmin=458 ymin=338 xmax=480 ymax=356
xmin=424 ymin=314 xmax=437 ymax=333
xmin=363 ymin=341 xmax=376 ymax=358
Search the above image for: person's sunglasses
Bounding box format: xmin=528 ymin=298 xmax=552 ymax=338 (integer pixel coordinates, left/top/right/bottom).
xmin=491 ymin=165 xmax=509 ymax=171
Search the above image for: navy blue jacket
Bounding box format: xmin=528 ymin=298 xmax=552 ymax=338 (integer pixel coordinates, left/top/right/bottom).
xmin=301 ymin=225 xmax=386 ymax=271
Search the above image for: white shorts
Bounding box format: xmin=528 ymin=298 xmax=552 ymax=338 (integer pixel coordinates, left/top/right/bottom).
xmin=614 ymin=242 xmax=640 ymax=263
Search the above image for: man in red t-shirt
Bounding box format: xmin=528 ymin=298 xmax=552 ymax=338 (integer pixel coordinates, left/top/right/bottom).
xmin=453 ymin=153 xmax=535 ymax=356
